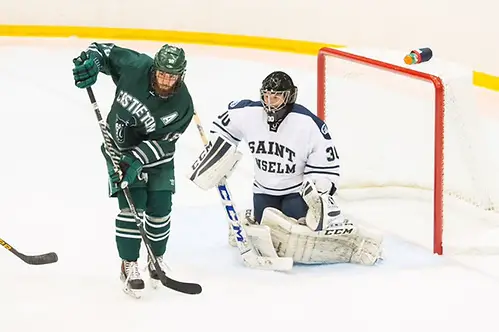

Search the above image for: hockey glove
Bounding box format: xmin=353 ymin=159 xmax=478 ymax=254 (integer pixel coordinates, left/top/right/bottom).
xmin=72 ymin=51 xmax=100 ymax=89
xmin=109 ymin=154 xmax=144 ymax=188
xmin=301 ymin=179 xmax=349 ymax=232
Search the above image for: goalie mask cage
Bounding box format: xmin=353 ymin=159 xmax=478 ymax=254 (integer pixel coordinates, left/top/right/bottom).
xmin=317 ymin=47 xmax=499 ymax=256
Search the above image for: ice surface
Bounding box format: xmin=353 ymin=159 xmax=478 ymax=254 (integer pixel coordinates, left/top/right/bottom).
xmin=1 ymin=38 xmax=499 ymax=332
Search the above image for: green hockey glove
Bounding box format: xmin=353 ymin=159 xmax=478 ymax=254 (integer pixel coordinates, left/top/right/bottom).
xmin=109 ymin=154 xmax=144 ymax=188
xmin=72 ymin=51 xmax=99 ymax=89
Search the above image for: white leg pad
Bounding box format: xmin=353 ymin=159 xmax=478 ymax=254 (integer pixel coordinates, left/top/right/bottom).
xmin=244 ymin=224 xmax=280 ymax=258
xmin=228 ymin=209 xmax=255 ymax=247
xmin=231 ymin=209 xmax=280 ymax=258
xmin=349 ymin=227 xmax=384 ymax=265
xmin=261 ymin=207 xmax=383 ymax=265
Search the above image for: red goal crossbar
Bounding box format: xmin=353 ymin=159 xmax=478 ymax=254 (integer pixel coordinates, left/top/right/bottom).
xmin=317 ymin=47 xmax=445 ymax=254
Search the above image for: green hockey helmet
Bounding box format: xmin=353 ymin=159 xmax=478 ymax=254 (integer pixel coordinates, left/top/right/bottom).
xmin=151 ymin=44 xmax=187 ymax=98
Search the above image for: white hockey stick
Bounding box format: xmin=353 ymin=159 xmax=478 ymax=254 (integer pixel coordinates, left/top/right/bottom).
xmin=192 ymin=112 xmax=293 ymax=271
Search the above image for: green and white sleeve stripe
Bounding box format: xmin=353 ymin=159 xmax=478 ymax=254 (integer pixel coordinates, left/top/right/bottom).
xmin=132 ymin=140 xmax=174 ymax=168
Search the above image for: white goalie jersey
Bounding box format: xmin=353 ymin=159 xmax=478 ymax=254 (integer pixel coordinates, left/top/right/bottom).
xmin=210 ymin=99 xmax=341 ymax=195
xmin=188 ymin=99 xmax=384 ymax=267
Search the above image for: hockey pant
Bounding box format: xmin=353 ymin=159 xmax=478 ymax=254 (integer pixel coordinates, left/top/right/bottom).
xmin=253 ymin=193 xmax=308 ymax=223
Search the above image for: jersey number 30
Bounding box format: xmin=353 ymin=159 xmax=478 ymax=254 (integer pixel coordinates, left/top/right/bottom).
xmin=326 ymin=146 xmax=339 ymax=162
xmin=218 ymin=111 xmax=230 ymax=126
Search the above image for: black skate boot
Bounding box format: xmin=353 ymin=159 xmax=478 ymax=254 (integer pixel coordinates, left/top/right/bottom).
xmin=148 ymin=255 xmax=167 ymax=289
xmin=120 ymin=260 xmax=145 ymax=298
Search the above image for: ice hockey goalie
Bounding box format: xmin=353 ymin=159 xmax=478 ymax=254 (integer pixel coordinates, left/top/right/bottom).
xmin=189 ymin=70 xmax=383 ymax=267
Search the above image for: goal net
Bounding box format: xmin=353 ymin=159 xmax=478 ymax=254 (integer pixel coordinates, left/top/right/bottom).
xmin=317 ymin=47 xmax=499 ymax=255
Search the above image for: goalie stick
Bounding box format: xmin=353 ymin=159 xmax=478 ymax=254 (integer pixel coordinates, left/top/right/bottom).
xmin=0 ymin=237 xmax=58 ymax=265
xmin=192 ymin=112 xmax=293 ymax=271
xmin=83 ymin=86 xmax=202 ymax=295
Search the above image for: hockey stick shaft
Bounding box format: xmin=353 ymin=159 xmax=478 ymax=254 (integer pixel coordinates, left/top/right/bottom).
xmin=192 ymin=112 xmax=255 ymax=255
xmin=192 ymin=112 xmax=294 ymax=271
xmin=0 ymin=237 xmax=58 ymax=265
xmin=84 ymin=87 xmax=201 ymax=294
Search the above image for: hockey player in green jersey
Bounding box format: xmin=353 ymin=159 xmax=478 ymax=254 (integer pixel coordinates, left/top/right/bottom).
xmin=72 ymin=42 xmax=194 ymax=297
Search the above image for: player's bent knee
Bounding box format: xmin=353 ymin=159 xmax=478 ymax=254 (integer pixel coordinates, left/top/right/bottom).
xmin=146 ymin=190 xmax=173 ymax=217
xmin=118 ymin=208 xmax=144 ymax=217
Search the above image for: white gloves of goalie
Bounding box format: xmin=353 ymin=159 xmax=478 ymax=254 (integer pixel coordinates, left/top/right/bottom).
xmin=189 ymin=136 xmax=242 ymax=190
xmin=300 ymin=178 xmax=355 ymax=235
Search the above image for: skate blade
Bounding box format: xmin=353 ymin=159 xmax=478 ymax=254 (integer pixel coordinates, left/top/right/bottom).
xmin=121 ymin=273 xmax=145 ymax=299
xmin=123 ymin=285 xmax=144 ymax=299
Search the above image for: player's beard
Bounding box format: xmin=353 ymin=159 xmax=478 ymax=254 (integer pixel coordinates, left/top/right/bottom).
xmin=154 ymin=82 xmax=173 ymax=98
xmin=152 ymin=71 xmax=180 ymax=98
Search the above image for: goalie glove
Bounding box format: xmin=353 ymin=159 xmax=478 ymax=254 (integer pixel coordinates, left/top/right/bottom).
xmin=189 ymin=136 xmax=242 ymax=190
xmin=300 ymin=179 xmax=355 ymax=235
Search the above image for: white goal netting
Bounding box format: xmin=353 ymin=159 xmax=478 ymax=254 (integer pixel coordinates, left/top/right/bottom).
xmin=319 ymin=47 xmax=499 ymax=255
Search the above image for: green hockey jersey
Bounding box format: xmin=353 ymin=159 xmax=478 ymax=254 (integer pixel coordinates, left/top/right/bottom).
xmin=86 ymin=42 xmax=194 ymax=171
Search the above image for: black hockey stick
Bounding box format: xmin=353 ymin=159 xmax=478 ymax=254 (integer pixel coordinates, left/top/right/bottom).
xmin=84 ymin=87 xmax=201 ymax=295
xmin=0 ymin=237 xmax=58 ymax=265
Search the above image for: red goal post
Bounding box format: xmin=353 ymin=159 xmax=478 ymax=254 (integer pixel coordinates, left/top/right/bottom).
xmin=316 ymin=47 xmax=445 ymax=255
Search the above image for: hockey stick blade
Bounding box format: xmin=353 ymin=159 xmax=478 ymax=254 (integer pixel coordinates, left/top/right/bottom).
xmin=140 ymin=227 xmax=202 ymax=295
xmin=19 ymin=252 xmax=59 ymax=265
xmin=160 ymin=275 xmax=202 ymax=295
xmin=1 ymin=237 xmax=58 ymax=265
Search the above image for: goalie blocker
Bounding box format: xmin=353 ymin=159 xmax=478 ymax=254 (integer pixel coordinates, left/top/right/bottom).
xmin=190 ymin=136 xmax=242 ymax=190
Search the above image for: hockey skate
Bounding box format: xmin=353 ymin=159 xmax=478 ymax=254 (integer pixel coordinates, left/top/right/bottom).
xmin=147 ymin=255 xmax=168 ymax=289
xmin=120 ymin=260 xmax=145 ymax=299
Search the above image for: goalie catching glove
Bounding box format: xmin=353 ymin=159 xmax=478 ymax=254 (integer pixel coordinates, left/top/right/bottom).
xmin=300 ymin=178 xmax=353 ymax=234
xmin=189 ymin=136 xmax=242 ymax=190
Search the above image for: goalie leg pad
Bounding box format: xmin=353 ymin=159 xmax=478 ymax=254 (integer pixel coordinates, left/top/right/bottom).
xmin=229 ymin=209 xmax=293 ymax=271
xmin=349 ymin=227 xmax=384 ymax=265
xmin=261 ymin=208 xmax=354 ymax=264
xmin=228 ymin=209 xmax=256 ymax=247
xmin=189 ymin=136 xmax=242 ymax=190
xmin=244 ymin=224 xmax=280 ymax=258
xmin=261 ymin=208 xmax=383 ymax=265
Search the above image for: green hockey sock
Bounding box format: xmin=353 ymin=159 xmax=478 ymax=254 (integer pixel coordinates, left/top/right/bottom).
xmin=115 ymin=210 xmax=143 ymax=261
xmin=145 ymin=213 xmax=171 ymax=257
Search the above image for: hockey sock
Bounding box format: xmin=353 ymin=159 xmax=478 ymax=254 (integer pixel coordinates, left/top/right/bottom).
xmin=145 ymin=214 xmax=171 ymax=257
xmin=115 ymin=210 xmax=143 ymax=261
